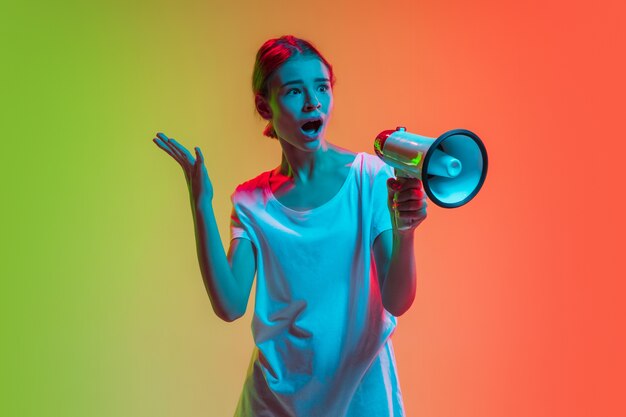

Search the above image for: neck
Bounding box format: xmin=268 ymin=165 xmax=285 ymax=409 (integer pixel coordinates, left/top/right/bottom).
xmin=277 ymin=139 xmax=333 ymax=184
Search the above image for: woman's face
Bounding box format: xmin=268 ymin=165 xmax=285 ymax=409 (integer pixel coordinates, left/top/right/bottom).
xmin=264 ymin=55 xmax=334 ymax=150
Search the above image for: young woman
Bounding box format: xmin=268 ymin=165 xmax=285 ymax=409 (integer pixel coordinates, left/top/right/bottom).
xmin=153 ymin=35 xmax=427 ymax=417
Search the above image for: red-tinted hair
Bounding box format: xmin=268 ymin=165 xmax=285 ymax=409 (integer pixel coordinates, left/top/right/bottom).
xmin=252 ymin=35 xmax=336 ymax=139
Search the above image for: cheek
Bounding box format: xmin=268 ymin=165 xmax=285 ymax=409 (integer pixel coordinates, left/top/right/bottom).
xmin=274 ymin=102 xmax=298 ymax=124
xmin=324 ymin=96 xmax=334 ymax=112
xmin=271 ymin=109 xmax=297 ymax=137
xmin=270 ymin=105 xmax=286 ymax=125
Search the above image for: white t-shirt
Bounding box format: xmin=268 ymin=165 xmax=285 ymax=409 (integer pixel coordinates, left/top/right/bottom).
xmin=230 ymin=152 xmax=405 ymax=417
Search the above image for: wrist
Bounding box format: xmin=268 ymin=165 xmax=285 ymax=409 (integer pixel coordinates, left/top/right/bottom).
xmin=393 ymin=228 xmax=415 ymax=243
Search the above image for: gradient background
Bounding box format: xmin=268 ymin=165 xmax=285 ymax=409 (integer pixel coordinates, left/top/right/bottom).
xmin=2 ymin=0 xmax=625 ymax=416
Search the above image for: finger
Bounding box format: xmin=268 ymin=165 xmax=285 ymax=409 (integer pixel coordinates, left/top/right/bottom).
xmin=159 ymin=138 xmax=186 ymax=165
xmin=168 ymin=138 xmax=195 ymax=164
xmin=153 ymin=137 xmax=172 ymax=153
xmin=164 ymin=137 xmax=185 ymax=159
xmin=193 ymin=148 xmax=204 ymax=178
xmin=396 ymin=210 xmax=427 ymax=220
xmin=387 ymin=178 xmax=400 ymax=204
xmin=166 ymin=140 xmax=196 ymax=172
xmin=395 ymin=199 xmax=427 ymax=211
xmin=154 ymin=137 xmax=191 ymax=175
xmin=153 ymin=137 xmax=179 ymax=160
xmin=395 ymin=179 xmax=422 ymax=191
xmin=195 ymin=147 xmax=204 ymax=164
xmin=395 ymin=188 xmax=426 ymax=203
xmin=387 ymin=177 xmax=402 ymax=190
xmin=156 ymin=132 xmax=170 ymax=141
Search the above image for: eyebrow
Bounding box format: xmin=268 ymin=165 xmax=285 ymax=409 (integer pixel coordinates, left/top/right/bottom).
xmin=280 ymin=78 xmax=330 ymax=88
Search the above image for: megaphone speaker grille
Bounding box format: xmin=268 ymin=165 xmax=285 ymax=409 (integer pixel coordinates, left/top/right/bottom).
xmin=422 ymin=129 xmax=488 ymax=208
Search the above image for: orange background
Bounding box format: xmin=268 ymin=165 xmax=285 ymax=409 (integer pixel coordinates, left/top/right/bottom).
xmin=2 ymin=0 xmax=625 ymax=416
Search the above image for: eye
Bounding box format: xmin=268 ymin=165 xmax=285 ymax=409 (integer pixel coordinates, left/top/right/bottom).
xmin=286 ymin=88 xmax=301 ymax=95
xmin=318 ymin=84 xmax=330 ymax=93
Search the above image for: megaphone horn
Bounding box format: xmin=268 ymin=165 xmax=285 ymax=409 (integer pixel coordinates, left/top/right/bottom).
xmin=374 ymin=127 xmax=488 ymax=208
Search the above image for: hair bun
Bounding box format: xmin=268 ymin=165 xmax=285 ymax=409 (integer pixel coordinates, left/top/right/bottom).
xmin=263 ymin=122 xmax=278 ymax=139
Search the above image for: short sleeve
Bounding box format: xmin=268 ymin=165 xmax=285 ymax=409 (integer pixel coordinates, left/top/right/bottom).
xmin=230 ymin=195 xmax=252 ymax=242
xmin=369 ymin=157 xmax=395 ymax=242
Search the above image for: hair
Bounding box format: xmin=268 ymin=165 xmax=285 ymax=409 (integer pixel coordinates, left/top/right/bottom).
xmin=252 ymin=35 xmax=337 ymax=139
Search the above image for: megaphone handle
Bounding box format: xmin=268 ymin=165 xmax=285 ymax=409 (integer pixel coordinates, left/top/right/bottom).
xmin=393 ymin=168 xmax=412 ymax=179
xmin=391 ymin=168 xmax=414 ymax=231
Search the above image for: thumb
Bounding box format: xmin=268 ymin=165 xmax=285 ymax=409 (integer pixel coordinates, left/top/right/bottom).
xmin=387 ymin=177 xmax=400 ymax=200
xmin=194 ymin=147 xmax=204 ymax=164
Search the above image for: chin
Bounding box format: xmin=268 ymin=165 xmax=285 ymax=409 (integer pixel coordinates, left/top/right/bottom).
xmin=301 ymin=139 xmax=322 ymax=151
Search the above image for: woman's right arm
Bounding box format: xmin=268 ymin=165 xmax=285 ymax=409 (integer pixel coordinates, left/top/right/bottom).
xmin=153 ymin=132 xmax=256 ymax=322
xmin=192 ymin=198 xmax=256 ymax=322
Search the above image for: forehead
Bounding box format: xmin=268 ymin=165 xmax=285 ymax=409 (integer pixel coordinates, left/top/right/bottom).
xmin=269 ymin=56 xmax=330 ymax=88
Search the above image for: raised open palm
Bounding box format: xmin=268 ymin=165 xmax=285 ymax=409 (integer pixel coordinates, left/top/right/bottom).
xmin=152 ymin=132 xmax=213 ymax=203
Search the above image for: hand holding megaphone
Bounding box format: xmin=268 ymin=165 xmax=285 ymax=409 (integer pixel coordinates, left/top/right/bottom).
xmin=375 ymin=127 xmax=488 ymax=208
xmin=387 ymin=175 xmax=428 ymax=232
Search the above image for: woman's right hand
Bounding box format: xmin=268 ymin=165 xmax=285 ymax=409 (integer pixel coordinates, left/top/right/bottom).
xmin=153 ymin=132 xmax=214 ymax=203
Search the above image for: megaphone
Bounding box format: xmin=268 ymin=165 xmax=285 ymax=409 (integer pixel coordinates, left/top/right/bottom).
xmin=374 ymin=127 xmax=488 ymax=208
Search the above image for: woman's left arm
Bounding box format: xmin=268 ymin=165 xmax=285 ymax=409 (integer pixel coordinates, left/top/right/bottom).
xmin=373 ymin=177 xmax=427 ymax=316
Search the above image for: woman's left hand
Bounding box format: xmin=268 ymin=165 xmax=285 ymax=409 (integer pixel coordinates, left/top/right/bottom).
xmin=387 ymin=176 xmax=428 ymax=233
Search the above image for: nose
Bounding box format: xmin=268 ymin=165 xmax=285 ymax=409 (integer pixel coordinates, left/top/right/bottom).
xmin=304 ymin=93 xmax=321 ymax=111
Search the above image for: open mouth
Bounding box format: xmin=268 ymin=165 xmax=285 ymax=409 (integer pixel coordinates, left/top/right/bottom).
xmin=300 ymin=119 xmax=323 ymax=134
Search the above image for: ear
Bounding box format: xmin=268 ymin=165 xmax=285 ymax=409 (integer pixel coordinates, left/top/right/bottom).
xmin=255 ymin=94 xmax=273 ymax=120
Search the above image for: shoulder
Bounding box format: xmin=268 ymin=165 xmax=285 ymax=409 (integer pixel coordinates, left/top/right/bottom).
xmin=356 ymin=152 xmax=394 ymax=178
xmin=326 ymin=146 xmax=387 ymax=174
xmin=231 ymin=170 xmax=271 ymax=204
